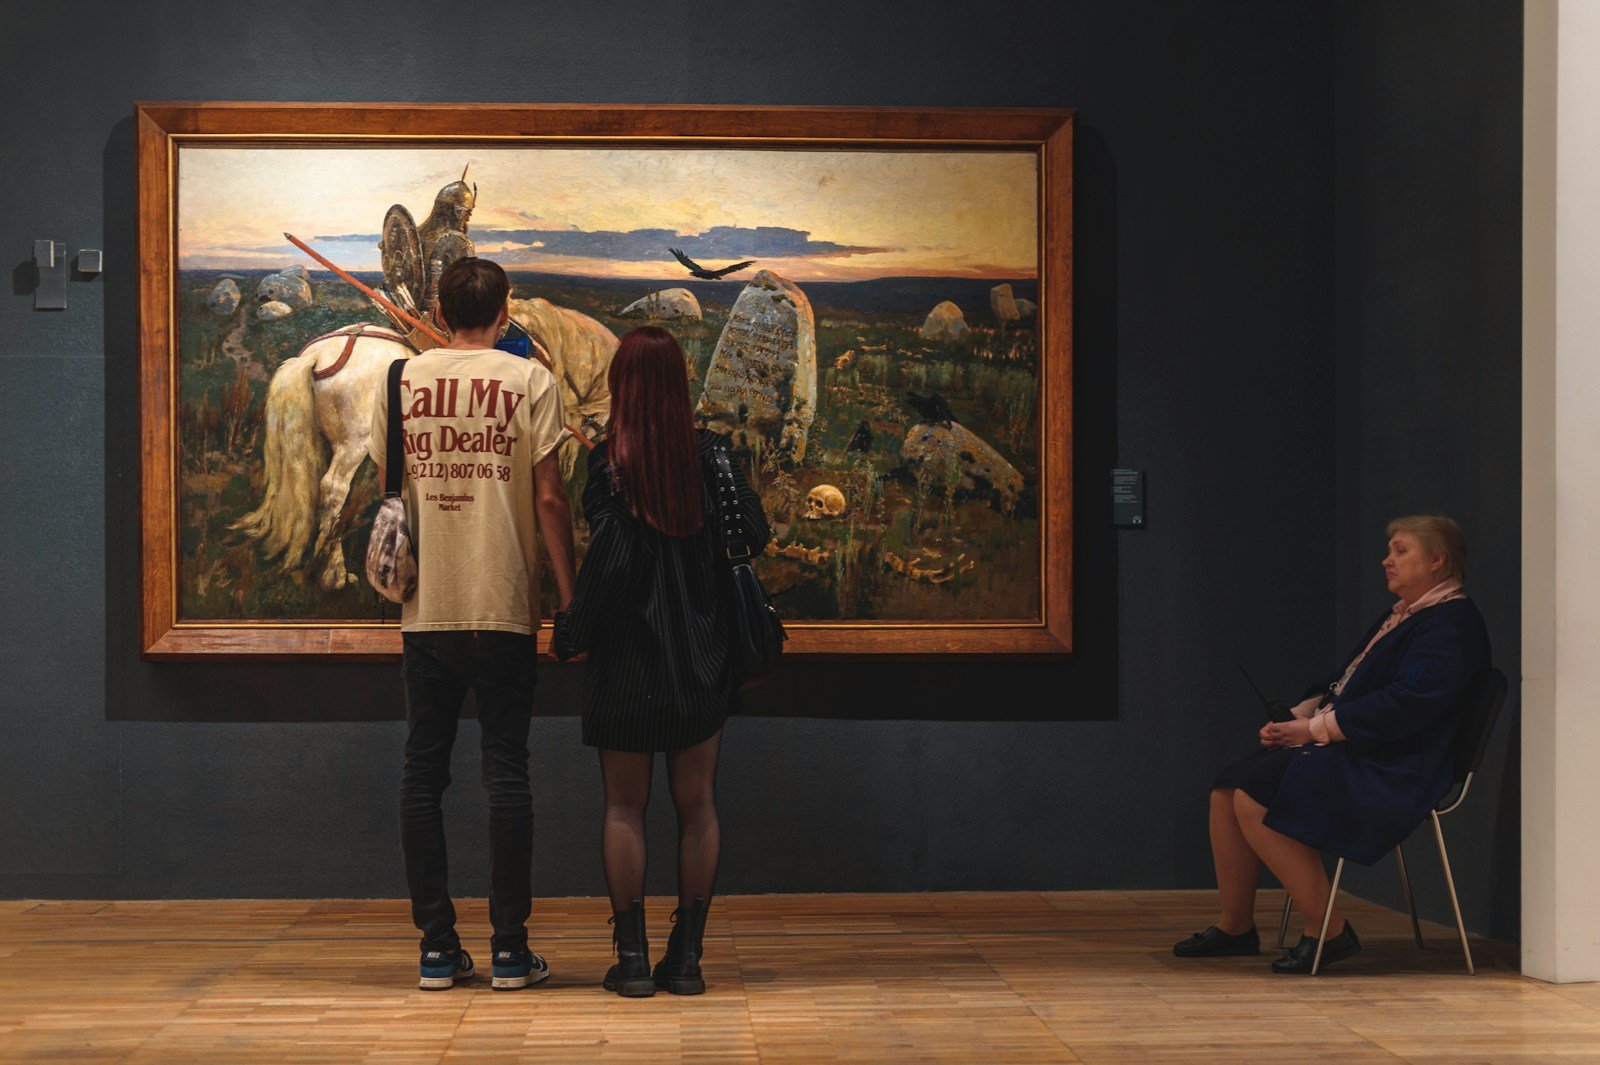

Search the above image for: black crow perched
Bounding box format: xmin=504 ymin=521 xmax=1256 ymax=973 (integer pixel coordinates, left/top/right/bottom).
xmin=846 ymin=420 xmax=873 ymax=453
xmin=669 ymin=247 xmax=756 ymax=280
xmin=906 ymin=391 xmax=956 ymax=426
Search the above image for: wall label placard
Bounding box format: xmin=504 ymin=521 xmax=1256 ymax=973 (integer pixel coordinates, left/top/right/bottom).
xmin=1112 ymin=468 xmax=1145 ymax=527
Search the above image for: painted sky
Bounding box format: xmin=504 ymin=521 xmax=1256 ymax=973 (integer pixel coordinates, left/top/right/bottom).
xmin=177 ymin=146 xmax=1037 ymax=281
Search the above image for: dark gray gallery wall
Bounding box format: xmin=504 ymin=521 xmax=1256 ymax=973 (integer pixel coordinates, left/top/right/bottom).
xmin=0 ymin=0 xmax=1518 ymax=939
xmin=0 ymin=0 xmax=1336 ymax=904
xmin=1331 ymin=1 xmax=1523 ymax=943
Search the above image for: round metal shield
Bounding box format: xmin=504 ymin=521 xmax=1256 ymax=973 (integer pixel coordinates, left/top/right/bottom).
xmin=380 ymin=205 xmax=423 ymax=311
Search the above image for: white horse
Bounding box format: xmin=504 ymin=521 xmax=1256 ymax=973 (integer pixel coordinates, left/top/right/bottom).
xmin=507 ymin=295 xmax=619 ymax=476
xmin=231 ymin=325 xmax=411 ymax=590
xmin=235 ymin=301 xmax=619 ymax=591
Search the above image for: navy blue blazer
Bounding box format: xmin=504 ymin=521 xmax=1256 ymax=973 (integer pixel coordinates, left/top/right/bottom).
xmin=1264 ymin=598 xmax=1491 ymax=865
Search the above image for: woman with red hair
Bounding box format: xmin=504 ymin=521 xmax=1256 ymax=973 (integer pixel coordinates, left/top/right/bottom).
xmin=552 ymin=325 xmax=770 ymax=998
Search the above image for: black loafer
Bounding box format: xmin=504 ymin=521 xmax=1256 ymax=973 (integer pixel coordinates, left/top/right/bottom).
xmin=1272 ymin=922 xmax=1360 ymax=974
xmin=1173 ymin=925 xmax=1261 ymax=957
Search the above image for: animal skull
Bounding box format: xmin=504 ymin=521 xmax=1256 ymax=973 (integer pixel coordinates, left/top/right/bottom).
xmin=802 ymin=484 xmax=847 ymax=520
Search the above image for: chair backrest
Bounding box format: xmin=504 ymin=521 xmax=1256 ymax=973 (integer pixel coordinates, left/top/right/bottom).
xmin=1449 ymin=666 xmax=1508 ymax=785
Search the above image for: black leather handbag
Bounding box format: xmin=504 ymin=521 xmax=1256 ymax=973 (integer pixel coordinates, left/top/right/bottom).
xmin=707 ymin=447 xmax=786 ymax=687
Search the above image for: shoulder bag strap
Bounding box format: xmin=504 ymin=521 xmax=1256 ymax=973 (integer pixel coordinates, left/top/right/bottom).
xmin=385 ymin=358 xmax=405 ymax=496
xmin=710 ymin=448 xmax=750 ymax=564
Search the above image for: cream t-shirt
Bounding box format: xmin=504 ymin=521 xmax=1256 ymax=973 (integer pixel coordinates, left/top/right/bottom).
xmin=366 ymin=347 xmax=566 ymax=634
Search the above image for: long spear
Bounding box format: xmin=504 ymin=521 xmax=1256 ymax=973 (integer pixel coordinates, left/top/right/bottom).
xmin=284 ymin=231 xmax=447 ymax=347
xmin=284 ymin=232 xmax=594 ymax=450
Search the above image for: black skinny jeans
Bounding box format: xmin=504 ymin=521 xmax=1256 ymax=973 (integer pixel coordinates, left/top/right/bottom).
xmin=400 ymin=630 xmax=537 ymax=954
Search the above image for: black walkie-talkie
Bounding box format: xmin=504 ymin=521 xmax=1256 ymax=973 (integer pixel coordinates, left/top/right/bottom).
xmin=1237 ymin=665 xmax=1294 ymax=722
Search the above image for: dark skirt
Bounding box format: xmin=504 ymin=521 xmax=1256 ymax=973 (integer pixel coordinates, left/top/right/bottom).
xmin=581 ymin=690 xmax=732 ymax=753
xmin=1213 ymin=747 xmax=1299 ymax=807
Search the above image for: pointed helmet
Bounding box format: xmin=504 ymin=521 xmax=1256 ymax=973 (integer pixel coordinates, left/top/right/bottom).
xmin=434 ymin=163 xmax=477 ymax=213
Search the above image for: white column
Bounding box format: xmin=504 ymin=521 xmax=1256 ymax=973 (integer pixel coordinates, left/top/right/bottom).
xmin=1522 ymin=0 xmax=1600 ymax=985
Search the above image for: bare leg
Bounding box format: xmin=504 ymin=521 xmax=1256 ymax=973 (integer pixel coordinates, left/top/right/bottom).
xmin=665 ymin=731 xmax=722 ymax=909
xmin=1233 ymin=790 xmax=1345 ymax=938
xmin=599 ymin=749 xmax=654 ymax=912
xmin=1209 ymin=787 xmax=1262 ymax=934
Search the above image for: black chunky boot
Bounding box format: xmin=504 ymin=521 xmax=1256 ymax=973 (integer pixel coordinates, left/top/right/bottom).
xmin=603 ymin=900 xmax=655 ymax=997
xmin=653 ymin=897 xmax=709 ymax=995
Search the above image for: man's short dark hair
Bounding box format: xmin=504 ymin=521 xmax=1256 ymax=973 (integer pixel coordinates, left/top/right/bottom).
xmin=437 ymin=258 xmax=509 ymax=332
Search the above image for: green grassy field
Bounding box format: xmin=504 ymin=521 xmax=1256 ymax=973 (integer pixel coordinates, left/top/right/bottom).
xmin=176 ymin=270 xmax=1042 ymax=623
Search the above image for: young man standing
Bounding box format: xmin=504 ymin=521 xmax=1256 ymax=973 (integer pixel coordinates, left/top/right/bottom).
xmin=367 ymin=258 xmax=578 ymax=991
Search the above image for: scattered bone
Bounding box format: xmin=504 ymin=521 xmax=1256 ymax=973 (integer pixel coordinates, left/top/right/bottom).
xmin=766 ymin=539 xmax=831 ymax=566
xmin=883 ymin=550 xmax=976 ymax=584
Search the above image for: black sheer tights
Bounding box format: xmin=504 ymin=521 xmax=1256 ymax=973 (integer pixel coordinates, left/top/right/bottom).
xmin=598 ymin=730 xmax=722 ymax=913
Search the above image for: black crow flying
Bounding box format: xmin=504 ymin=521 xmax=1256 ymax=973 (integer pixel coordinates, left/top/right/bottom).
xmin=669 ymin=247 xmax=756 ymax=280
xmin=906 ymin=391 xmax=956 ymax=426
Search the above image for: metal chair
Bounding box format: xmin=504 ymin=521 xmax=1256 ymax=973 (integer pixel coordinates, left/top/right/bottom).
xmin=1276 ymin=666 xmax=1508 ymax=975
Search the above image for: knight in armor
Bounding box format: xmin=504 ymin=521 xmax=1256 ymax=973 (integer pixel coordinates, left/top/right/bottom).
xmin=418 ymin=167 xmax=476 ymax=270
xmin=379 ymin=165 xmax=479 ymax=349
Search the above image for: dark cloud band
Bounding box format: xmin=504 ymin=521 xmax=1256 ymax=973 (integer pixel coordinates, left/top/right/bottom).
xmin=311 ymin=224 xmax=892 ymax=262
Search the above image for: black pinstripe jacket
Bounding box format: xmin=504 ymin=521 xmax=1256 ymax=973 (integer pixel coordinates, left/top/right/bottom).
xmin=551 ymin=430 xmax=771 ymax=751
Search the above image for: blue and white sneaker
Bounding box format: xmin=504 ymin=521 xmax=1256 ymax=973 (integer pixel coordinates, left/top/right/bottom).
xmin=491 ymin=948 xmax=551 ymax=990
xmin=419 ymin=948 xmax=474 ymax=991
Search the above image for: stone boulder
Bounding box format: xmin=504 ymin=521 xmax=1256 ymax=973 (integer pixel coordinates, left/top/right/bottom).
xmin=617 ymin=287 xmax=702 ymax=320
xmin=256 ymin=300 xmax=293 ymax=320
xmin=990 ymin=284 xmax=1020 ymax=327
xmin=919 ymin=301 xmax=969 ymax=343
xmin=256 ymin=268 xmax=313 ymax=310
xmin=206 ymin=278 xmax=241 ymax=316
xmin=901 ymin=421 xmax=1024 ymax=507
xmin=694 ymin=270 xmax=817 ymax=464
xmin=1015 ymin=297 xmax=1037 ymax=318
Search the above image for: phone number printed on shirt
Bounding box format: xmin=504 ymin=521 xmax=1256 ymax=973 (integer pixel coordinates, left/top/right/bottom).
xmin=409 ymin=461 xmax=512 ymax=482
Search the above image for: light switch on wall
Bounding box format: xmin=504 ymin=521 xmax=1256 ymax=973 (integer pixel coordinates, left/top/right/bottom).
xmin=34 ymin=240 xmax=68 ymax=310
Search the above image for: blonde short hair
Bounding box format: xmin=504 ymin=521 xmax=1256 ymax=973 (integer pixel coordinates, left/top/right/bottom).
xmin=1385 ymin=514 xmax=1467 ymax=582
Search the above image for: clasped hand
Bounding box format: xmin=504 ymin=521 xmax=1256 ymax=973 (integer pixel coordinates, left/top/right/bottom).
xmin=1259 ymin=717 xmax=1313 ymax=749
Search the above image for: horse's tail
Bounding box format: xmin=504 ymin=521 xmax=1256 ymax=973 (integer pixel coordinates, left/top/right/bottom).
xmin=231 ymin=352 xmax=323 ymax=567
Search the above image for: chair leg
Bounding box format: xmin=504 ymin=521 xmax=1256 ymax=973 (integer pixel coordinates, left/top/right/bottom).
xmin=1395 ymin=843 xmax=1425 ymax=949
xmin=1431 ymin=811 xmax=1475 ymax=976
xmin=1276 ymin=893 xmax=1293 ymax=949
xmin=1310 ymin=858 xmax=1345 ymax=976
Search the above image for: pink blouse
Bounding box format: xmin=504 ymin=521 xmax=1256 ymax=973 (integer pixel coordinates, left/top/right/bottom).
xmin=1291 ymin=578 xmax=1466 ymax=744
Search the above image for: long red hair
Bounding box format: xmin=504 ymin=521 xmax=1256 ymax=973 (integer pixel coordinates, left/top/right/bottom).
xmin=606 ymin=326 xmax=703 ymax=536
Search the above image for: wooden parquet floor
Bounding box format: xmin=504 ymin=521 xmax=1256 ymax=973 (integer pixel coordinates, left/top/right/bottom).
xmin=0 ymin=891 xmax=1595 ymax=1064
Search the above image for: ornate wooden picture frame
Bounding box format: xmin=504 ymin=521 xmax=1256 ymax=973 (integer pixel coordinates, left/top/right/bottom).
xmin=137 ymin=102 xmax=1072 ymax=659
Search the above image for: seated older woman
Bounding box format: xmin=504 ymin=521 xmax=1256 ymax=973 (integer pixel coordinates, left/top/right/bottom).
xmin=1174 ymin=514 xmax=1490 ymax=974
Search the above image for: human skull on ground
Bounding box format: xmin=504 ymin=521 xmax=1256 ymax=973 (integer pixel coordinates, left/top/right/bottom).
xmin=802 ymin=484 xmax=847 ymax=520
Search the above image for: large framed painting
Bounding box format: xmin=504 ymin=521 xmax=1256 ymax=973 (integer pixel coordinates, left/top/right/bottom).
xmin=137 ymin=102 xmax=1072 ymax=659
